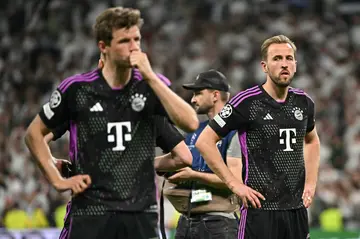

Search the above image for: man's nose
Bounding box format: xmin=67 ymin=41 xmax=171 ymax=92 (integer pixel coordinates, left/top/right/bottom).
xmin=130 ymin=39 xmax=140 ymax=52
xmin=191 ymin=96 xmax=196 ymax=104
xmin=281 ymin=64 xmax=288 ymax=69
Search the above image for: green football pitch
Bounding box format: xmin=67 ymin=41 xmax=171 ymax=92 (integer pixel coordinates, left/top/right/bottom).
xmin=309 ymin=229 xmax=360 ymax=239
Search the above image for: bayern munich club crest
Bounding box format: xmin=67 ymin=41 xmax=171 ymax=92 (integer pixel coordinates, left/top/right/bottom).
xmin=50 ymin=90 xmax=61 ymax=108
xmin=130 ymin=93 xmax=147 ymax=112
xmin=292 ymin=107 xmax=303 ymax=121
xmin=219 ymin=104 xmax=232 ymax=118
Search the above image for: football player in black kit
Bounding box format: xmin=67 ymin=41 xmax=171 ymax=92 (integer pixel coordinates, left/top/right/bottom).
xmin=24 ymin=7 xmax=198 ymax=239
xmin=196 ymin=35 xmax=320 ymax=239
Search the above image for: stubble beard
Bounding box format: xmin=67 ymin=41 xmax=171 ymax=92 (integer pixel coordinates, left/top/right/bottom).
xmin=194 ymin=104 xmax=212 ymax=115
xmin=269 ymin=73 xmax=293 ymax=88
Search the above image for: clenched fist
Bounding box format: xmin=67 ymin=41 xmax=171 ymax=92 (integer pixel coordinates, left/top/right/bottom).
xmin=129 ymin=51 xmax=155 ymax=79
xmin=53 ymin=174 xmax=92 ymax=195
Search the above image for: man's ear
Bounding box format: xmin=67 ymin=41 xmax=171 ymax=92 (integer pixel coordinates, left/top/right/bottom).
xmin=261 ymin=61 xmax=268 ymax=73
xmin=213 ymin=90 xmax=220 ymax=102
xmin=98 ymin=41 xmax=107 ymax=54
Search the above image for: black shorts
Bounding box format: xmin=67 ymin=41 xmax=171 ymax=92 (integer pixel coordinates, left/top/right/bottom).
xmin=238 ymin=207 xmax=309 ymax=239
xmin=59 ymin=211 xmax=159 ymax=239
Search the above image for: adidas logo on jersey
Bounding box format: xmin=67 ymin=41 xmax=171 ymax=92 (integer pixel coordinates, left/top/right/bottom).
xmin=263 ymin=113 xmax=273 ymax=120
xmin=90 ymin=102 xmax=103 ymax=112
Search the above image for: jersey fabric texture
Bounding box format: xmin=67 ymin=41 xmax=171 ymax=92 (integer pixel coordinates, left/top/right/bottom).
xmin=40 ymin=68 xmax=172 ymax=216
xmin=155 ymin=116 xmax=184 ymax=153
xmin=54 ymin=116 xmax=184 ymax=238
xmin=209 ymin=84 xmax=315 ymax=210
xmin=51 ymin=117 xmax=183 ymax=158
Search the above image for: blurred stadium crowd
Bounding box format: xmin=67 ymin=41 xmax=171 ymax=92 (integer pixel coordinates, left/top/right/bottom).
xmin=0 ymin=0 xmax=359 ymax=232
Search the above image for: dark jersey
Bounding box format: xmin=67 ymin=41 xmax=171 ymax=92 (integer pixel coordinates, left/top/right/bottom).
xmin=39 ymin=68 xmax=173 ymax=215
xmin=52 ymin=122 xmax=68 ymax=141
xmin=51 ymin=117 xmax=183 ymax=154
xmin=154 ymin=116 xmax=184 ymax=153
xmin=209 ymin=85 xmax=315 ymax=210
xmin=51 ymin=116 xmax=184 ymax=230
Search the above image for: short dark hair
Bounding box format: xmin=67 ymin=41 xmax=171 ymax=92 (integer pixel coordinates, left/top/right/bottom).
xmin=93 ymin=7 xmax=144 ymax=46
xmin=220 ymin=91 xmax=230 ymax=102
xmin=208 ymin=89 xmax=230 ymax=102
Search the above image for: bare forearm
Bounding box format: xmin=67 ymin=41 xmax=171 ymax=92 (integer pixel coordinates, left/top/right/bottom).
xmin=196 ymin=140 xmax=238 ymax=188
xmin=155 ymin=153 xmax=188 ymax=171
xmin=228 ymin=157 xmax=244 ymax=184
xmin=191 ymin=171 xmax=228 ymax=189
xmin=304 ymin=141 xmax=320 ymax=186
xmin=25 ymin=130 xmax=63 ymax=185
xmin=44 ymin=132 xmax=54 ymax=144
xmin=146 ymin=74 xmax=199 ymax=132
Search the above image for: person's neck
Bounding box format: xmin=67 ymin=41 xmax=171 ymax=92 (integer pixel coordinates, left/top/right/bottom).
xmin=262 ymin=78 xmax=289 ymax=101
xmin=102 ymin=63 xmax=132 ymax=89
xmin=207 ymin=102 xmax=225 ymax=120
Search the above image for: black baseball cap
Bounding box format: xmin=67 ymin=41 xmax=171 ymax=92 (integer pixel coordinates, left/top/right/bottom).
xmin=182 ymin=69 xmax=230 ymax=92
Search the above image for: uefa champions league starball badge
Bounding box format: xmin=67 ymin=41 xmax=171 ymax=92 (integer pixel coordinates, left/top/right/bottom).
xmin=219 ymin=104 xmax=232 ymax=118
xmin=50 ymin=90 xmax=62 ymax=108
xmin=130 ymin=93 xmax=147 ymax=112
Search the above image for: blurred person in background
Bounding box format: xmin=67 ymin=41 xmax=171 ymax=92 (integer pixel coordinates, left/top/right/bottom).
xmin=159 ymin=70 xmax=246 ymax=239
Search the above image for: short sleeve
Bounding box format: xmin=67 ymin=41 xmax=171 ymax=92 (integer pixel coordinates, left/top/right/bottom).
xmin=208 ymin=101 xmax=249 ymax=138
xmin=306 ymin=96 xmax=315 ymax=133
xmin=155 ymin=116 xmax=184 ymax=153
xmin=39 ymin=86 xmax=71 ymax=130
xmin=51 ymin=122 xmax=69 ymax=141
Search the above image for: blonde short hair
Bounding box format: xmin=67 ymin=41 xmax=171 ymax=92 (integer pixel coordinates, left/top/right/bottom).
xmin=261 ymin=35 xmax=297 ymax=60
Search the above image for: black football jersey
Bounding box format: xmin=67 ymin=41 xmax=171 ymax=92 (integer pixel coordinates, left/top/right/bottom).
xmin=40 ymin=68 xmax=174 ymax=215
xmin=51 ymin=117 xmax=183 ymax=154
xmin=209 ymin=85 xmax=315 ymax=210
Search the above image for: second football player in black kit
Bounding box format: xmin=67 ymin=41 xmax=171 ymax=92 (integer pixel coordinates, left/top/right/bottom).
xmin=196 ymin=35 xmax=320 ymax=239
xmin=24 ymin=7 xmax=198 ymax=239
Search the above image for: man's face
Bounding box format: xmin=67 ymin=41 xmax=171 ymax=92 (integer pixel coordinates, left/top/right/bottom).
xmin=104 ymin=25 xmax=141 ymax=68
xmin=191 ymin=89 xmax=214 ymax=114
xmin=261 ymin=43 xmax=297 ymax=87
